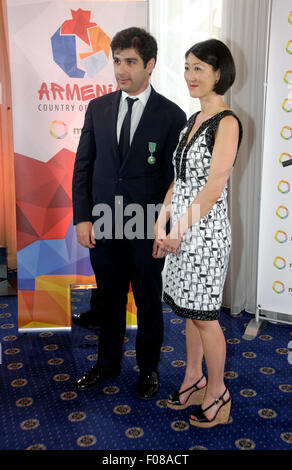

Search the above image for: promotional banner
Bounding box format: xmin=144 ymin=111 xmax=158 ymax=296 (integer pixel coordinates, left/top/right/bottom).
xmin=257 ymin=1 xmax=292 ymax=316
xmin=7 ymin=0 xmax=147 ymax=330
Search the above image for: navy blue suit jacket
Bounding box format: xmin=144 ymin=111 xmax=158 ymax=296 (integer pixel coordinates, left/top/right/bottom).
xmin=72 ymin=87 xmax=186 ymax=229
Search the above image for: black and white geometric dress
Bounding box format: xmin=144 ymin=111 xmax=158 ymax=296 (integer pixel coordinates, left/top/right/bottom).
xmin=163 ymin=110 xmax=242 ymax=321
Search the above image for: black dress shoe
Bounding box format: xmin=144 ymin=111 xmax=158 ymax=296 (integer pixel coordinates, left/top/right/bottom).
xmin=72 ymin=310 xmax=100 ymax=329
xmin=137 ymin=371 xmax=160 ymax=399
xmin=74 ymin=363 xmax=120 ymax=391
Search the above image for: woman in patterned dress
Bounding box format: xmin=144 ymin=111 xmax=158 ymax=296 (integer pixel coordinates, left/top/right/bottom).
xmin=153 ymin=39 xmax=242 ymax=428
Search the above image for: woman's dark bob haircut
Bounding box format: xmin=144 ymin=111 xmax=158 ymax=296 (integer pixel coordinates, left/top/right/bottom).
xmin=185 ymin=39 xmax=236 ymax=95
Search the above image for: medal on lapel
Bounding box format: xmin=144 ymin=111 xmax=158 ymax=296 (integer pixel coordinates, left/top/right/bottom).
xmin=147 ymin=142 xmax=157 ymax=164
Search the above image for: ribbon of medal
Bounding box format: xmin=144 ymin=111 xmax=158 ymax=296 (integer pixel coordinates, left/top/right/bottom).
xmin=147 ymin=142 xmax=157 ymax=164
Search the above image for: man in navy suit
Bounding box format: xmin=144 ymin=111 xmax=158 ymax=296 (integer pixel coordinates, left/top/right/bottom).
xmin=72 ymin=27 xmax=186 ymax=399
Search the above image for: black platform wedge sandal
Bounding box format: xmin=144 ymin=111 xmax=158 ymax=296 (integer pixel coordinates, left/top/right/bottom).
xmin=189 ymin=388 xmax=231 ymax=428
xmin=167 ymin=375 xmax=206 ymax=410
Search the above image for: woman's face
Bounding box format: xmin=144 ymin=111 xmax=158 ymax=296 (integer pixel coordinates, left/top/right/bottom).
xmin=184 ymin=53 xmax=220 ymax=99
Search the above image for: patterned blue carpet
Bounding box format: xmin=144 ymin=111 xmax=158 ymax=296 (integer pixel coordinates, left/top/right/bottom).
xmin=0 ymin=287 xmax=292 ymax=453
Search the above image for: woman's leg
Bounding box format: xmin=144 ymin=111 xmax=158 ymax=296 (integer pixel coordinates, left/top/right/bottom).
xmin=191 ymin=319 xmax=230 ymax=420
xmin=169 ymin=318 xmax=206 ymax=404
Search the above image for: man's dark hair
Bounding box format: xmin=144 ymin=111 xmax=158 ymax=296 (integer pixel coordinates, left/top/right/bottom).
xmin=185 ymin=39 xmax=236 ymax=95
xmin=111 ymin=27 xmax=158 ymax=67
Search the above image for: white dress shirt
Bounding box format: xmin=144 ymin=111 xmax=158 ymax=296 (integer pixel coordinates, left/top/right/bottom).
xmin=117 ymin=83 xmax=151 ymax=144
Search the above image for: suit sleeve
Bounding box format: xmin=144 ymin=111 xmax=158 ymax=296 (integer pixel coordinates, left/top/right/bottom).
xmin=72 ymin=100 xmax=96 ymax=225
xmin=162 ymin=109 xmax=187 ymax=192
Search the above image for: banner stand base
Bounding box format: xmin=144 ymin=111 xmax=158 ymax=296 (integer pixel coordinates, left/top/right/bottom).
xmin=243 ymin=306 xmax=292 ymax=340
xmin=18 ymin=327 xmax=71 ymax=334
xmin=242 ymin=318 xmax=268 ymax=341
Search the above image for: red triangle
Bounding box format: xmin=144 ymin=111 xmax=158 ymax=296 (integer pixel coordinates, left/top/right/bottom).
xmin=57 ymin=173 xmax=74 ymax=199
xmin=17 ymin=231 xmax=39 ymax=251
xmin=19 ymin=180 xmax=59 ymax=207
xmin=17 ymin=201 xmax=48 ymax=237
xmin=41 ymin=207 xmax=72 ymax=237
xmin=48 ymin=148 xmax=76 ymax=171
xmin=14 ymin=153 xmax=54 ymax=198
xmin=48 ymin=185 xmax=72 ymax=208
xmin=16 ymin=205 xmax=39 ymax=237
xmin=42 ymin=211 xmax=72 ymax=240
xmin=60 ymin=9 xmax=96 ymax=46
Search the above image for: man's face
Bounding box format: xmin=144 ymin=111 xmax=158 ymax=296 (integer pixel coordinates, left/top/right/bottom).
xmin=113 ymin=48 xmax=155 ymax=96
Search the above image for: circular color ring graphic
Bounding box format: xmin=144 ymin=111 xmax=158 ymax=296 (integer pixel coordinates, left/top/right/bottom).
xmin=274 ymin=230 xmax=288 ymax=244
xmin=284 ymin=70 xmax=292 ymax=85
xmin=273 ymin=256 xmax=286 ymax=270
xmin=49 ymin=120 xmax=68 ymax=139
xmin=277 ymin=180 xmax=291 ymax=194
xmin=276 ymin=205 xmax=289 ymax=219
xmin=272 ymin=281 xmax=285 ymax=294
xmin=279 ymin=152 xmax=292 ymax=165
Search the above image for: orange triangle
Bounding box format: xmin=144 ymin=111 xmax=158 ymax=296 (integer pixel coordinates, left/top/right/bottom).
xmin=80 ymin=26 xmax=110 ymax=59
xmin=33 ymin=290 xmax=70 ymax=326
xmin=18 ymin=290 xmax=35 ymax=328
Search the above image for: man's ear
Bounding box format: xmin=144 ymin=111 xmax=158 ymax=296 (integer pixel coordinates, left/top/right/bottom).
xmin=146 ymin=58 xmax=156 ymax=75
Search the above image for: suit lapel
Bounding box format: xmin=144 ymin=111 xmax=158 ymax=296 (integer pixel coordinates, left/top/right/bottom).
xmin=133 ymin=87 xmax=159 ymax=141
xmin=103 ymin=90 xmax=121 ymax=158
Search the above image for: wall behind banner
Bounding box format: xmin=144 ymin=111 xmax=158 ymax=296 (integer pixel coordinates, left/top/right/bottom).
xmin=7 ymin=0 xmax=147 ymax=331
xmin=257 ymin=0 xmax=292 ymax=317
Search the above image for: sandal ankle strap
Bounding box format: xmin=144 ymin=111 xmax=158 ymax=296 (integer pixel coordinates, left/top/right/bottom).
xmin=201 ymin=388 xmax=228 ymax=413
xmin=176 ymin=375 xmax=205 ymax=396
xmin=194 ymin=374 xmax=205 ymax=389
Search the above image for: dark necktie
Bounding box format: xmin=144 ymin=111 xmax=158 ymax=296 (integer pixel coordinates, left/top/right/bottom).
xmin=118 ymin=97 xmax=138 ymax=162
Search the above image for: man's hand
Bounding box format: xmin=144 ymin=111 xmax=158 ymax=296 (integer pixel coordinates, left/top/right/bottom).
xmin=152 ymin=238 xmax=167 ymax=258
xmin=152 ymin=223 xmax=167 ymax=259
xmin=76 ymin=222 xmax=96 ymax=248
